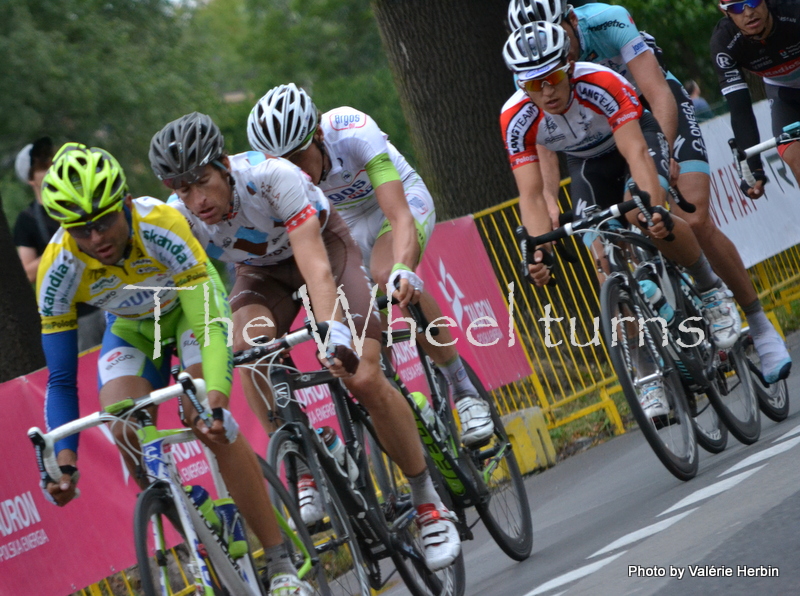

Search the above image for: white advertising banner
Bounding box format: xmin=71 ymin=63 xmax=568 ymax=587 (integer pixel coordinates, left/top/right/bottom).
xmin=701 ymin=99 xmax=800 ymax=268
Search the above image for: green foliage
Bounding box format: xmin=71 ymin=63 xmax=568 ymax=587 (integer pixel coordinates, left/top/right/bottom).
xmin=609 ymin=0 xmax=725 ymax=105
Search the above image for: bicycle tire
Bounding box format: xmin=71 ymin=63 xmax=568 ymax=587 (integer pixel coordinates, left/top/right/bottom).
xmin=691 ymin=392 xmax=728 ymax=454
xmin=268 ymin=428 xmax=372 ymax=596
xmin=707 ymin=339 xmax=761 ymax=444
xmin=258 ymin=455 xmax=330 ymax=595
xmin=601 ymin=276 xmax=698 ymax=481
xmin=366 ymin=432 xmax=466 ymax=596
xmin=458 ymin=361 xmax=533 ymax=561
xmin=744 ymin=336 xmax=790 ymax=422
xmin=134 ymin=485 xmax=230 ymax=596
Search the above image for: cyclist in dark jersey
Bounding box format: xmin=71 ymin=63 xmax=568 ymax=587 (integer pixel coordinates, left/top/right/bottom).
xmin=709 ymin=0 xmax=796 ymax=382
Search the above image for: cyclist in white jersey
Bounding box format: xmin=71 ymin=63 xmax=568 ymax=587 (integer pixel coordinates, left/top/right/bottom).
xmin=246 ymin=84 xmax=495 ymax=448
xmin=149 ymin=112 xmax=461 ymax=572
xmin=508 ymin=0 xmax=790 ymax=383
xmin=502 ymin=22 xmax=740 ymax=419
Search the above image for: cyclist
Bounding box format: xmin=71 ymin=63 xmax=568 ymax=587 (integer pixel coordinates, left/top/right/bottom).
xmin=149 ymin=113 xmax=461 ymax=572
xmin=710 ymin=0 xmax=798 ymax=381
xmin=501 ymin=22 xmax=741 ymax=418
xmin=36 ymin=143 xmax=310 ymax=594
xmin=246 ymin=83 xmax=494 ymax=448
xmin=509 ymin=0 xmax=792 ymax=383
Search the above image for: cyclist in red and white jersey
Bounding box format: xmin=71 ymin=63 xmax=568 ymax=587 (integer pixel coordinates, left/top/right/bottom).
xmin=246 ymin=85 xmax=494 ymax=448
xmin=501 ymin=22 xmax=740 ymax=418
xmin=149 ymin=113 xmax=461 ymax=572
xmin=510 ymin=0 xmax=790 ymax=384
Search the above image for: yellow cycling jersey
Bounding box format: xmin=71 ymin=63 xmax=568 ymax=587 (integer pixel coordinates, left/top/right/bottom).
xmin=36 ymin=197 xmax=209 ymax=334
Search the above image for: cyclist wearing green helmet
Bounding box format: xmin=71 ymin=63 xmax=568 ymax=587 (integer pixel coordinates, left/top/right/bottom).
xmin=37 ymin=143 xmax=308 ymax=593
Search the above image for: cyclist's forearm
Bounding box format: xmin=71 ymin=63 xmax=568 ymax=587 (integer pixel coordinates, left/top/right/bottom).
xmin=180 ymin=262 xmax=233 ymax=397
xmin=727 ymin=88 xmax=763 ymax=170
xmin=42 ymin=329 xmax=81 ymax=455
xmin=57 ymin=449 xmax=77 ymax=468
xmin=648 ymin=92 xmax=678 ymax=153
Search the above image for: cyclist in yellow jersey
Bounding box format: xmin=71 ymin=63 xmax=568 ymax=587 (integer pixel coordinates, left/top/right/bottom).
xmin=36 ymin=144 xmax=311 ymax=595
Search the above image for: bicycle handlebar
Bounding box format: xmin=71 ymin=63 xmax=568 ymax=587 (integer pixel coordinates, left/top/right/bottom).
xmin=232 ymin=321 xmax=330 ymax=366
xmin=375 ymin=294 xmax=439 ymax=336
xmin=28 ymin=373 xmax=208 ymax=486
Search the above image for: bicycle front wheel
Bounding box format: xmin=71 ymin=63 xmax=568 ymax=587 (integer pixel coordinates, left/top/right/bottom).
xmin=460 ymin=361 xmax=533 ymax=561
xmin=744 ymin=335 xmax=790 ymax=422
xmin=133 ymin=485 xmax=226 ymax=596
xmin=268 ymin=428 xmax=372 ymax=596
xmin=601 ymin=276 xmax=698 ymax=481
xmin=258 ymin=455 xmax=330 ymax=595
xmin=708 ymin=338 xmax=761 ymax=444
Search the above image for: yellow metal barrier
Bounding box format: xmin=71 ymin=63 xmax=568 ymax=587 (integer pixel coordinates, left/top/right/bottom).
xmin=473 ymin=180 xmax=625 ymax=436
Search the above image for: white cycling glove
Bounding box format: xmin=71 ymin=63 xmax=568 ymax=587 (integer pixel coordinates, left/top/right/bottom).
xmin=387 ymin=264 xmax=424 ymax=294
xmin=210 ymin=407 xmax=240 ymax=443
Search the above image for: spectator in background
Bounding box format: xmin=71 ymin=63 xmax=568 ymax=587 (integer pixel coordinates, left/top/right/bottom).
xmin=14 ymin=137 xmax=105 ymax=351
xmin=685 ymin=80 xmax=714 ymax=122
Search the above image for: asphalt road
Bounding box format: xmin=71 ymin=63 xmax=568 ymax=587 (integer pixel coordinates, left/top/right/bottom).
xmin=387 ymin=331 xmax=800 ymax=596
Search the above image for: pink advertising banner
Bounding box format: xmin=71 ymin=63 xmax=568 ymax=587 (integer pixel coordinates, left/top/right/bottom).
xmin=0 ymin=214 xmax=529 ymax=595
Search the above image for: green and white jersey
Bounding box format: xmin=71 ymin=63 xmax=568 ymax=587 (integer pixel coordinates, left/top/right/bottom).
xmin=319 ymin=107 xmax=421 ymax=220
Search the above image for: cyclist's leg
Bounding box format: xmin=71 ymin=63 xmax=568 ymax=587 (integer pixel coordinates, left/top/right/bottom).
xmin=668 ymin=76 xmax=759 ymax=307
xmin=97 ymin=312 xmax=176 ymax=489
xmin=229 ymin=262 xmax=300 ymax=434
xmin=326 ymin=209 xmax=461 ymax=570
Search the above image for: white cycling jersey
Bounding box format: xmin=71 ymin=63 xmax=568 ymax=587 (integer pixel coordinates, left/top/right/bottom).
xmin=169 ymin=152 xmax=329 ymax=266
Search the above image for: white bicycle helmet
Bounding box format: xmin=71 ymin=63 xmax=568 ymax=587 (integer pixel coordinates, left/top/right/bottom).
xmin=503 ymin=21 xmax=571 ymax=79
xmin=507 ymin=0 xmax=570 ymax=30
xmin=248 ymin=83 xmax=319 ymax=157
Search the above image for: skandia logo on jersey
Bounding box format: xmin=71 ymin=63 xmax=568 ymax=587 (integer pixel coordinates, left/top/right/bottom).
xmin=40 ymin=263 xmax=71 ymax=317
xmin=576 ymin=82 xmax=620 ymax=117
xmin=588 ymin=20 xmax=625 ymax=32
xmin=143 ymin=230 xmax=188 ymax=264
xmin=331 ymin=113 xmax=365 ymax=131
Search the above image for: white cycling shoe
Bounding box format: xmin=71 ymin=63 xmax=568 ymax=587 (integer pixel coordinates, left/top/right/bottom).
xmin=752 ymin=328 xmax=793 ymax=383
xmin=415 ymin=503 xmax=461 ymax=571
xmin=268 ymin=573 xmax=313 ymax=596
xmin=297 ymin=475 xmax=324 ymax=526
xmin=640 ymin=381 xmax=669 ymax=419
xmin=456 ymin=395 xmax=494 ymax=447
xmin=700 ymin=285 xmax=741 ymax=349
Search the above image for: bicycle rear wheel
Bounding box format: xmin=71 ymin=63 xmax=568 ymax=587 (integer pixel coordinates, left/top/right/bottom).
xmin=708 ymin=339 xmax=761 ymax=444
xmin=458 ymin=361 xmax=533 ymax=561
xmin=258 ymin=455 xmax=330 ymax=595
xmin=133 ymin=485 xmax=229 ymax=596
xmin=690 ymin=391 xmax=728 ymax=454
xmin=268 ymin=428 xmax=372 ymax=596
xmin=744 ymin=335 xmax=790 ymax=422
xmin=601 ymin=276 xmax=698 ymax=481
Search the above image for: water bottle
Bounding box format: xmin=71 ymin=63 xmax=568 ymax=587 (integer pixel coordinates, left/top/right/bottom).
xmin=184 ymin=485 xmax=220 ymax=531
xmin=412 ymin=392 xmax=445 ymax=438
xmin=214 ymin=498 xmax=248 ymax=559
xmin=638 ymin=279 xmax=675 ymax=325
xmin=318 ymin=426 xmax=358 ymax=483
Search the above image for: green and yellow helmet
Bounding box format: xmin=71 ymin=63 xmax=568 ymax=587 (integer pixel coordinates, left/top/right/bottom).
xmin=42 ymin=143 xmax=128 ymax=227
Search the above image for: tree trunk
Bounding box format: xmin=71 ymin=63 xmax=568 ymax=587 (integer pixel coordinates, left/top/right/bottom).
xmin=0 ymin=193 xmax=45 ymax=382
xmin=371 ymin=0 xmax=518 ymax=219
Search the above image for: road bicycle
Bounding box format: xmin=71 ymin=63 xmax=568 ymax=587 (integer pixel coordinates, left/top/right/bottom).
xmin=729 ymin=123 xmax=796 ymax=422
xmin=28 ymin=372 xmax=324 ymax=596
xmin=516 ymin=188 xmax=759 ymax=481
xmin=373 ymin=296 xmax=533 ymax=564
xmin=234 ymin=322 xmax=464 ymax=596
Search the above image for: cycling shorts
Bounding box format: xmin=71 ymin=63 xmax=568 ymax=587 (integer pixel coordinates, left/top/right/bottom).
xmin=97 ymin=293 xmax=228 ymax=390
xmin=766 ymin=84 xmax=800 ymax=159
xmin=229 ymin=208 xmax=382 ymax=341
xmin=340 ymin=178 xmax=436 ymax=273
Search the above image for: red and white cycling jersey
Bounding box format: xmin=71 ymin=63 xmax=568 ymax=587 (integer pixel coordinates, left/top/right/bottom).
xmin=500 ymin=62 xmax=643 ymax=168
